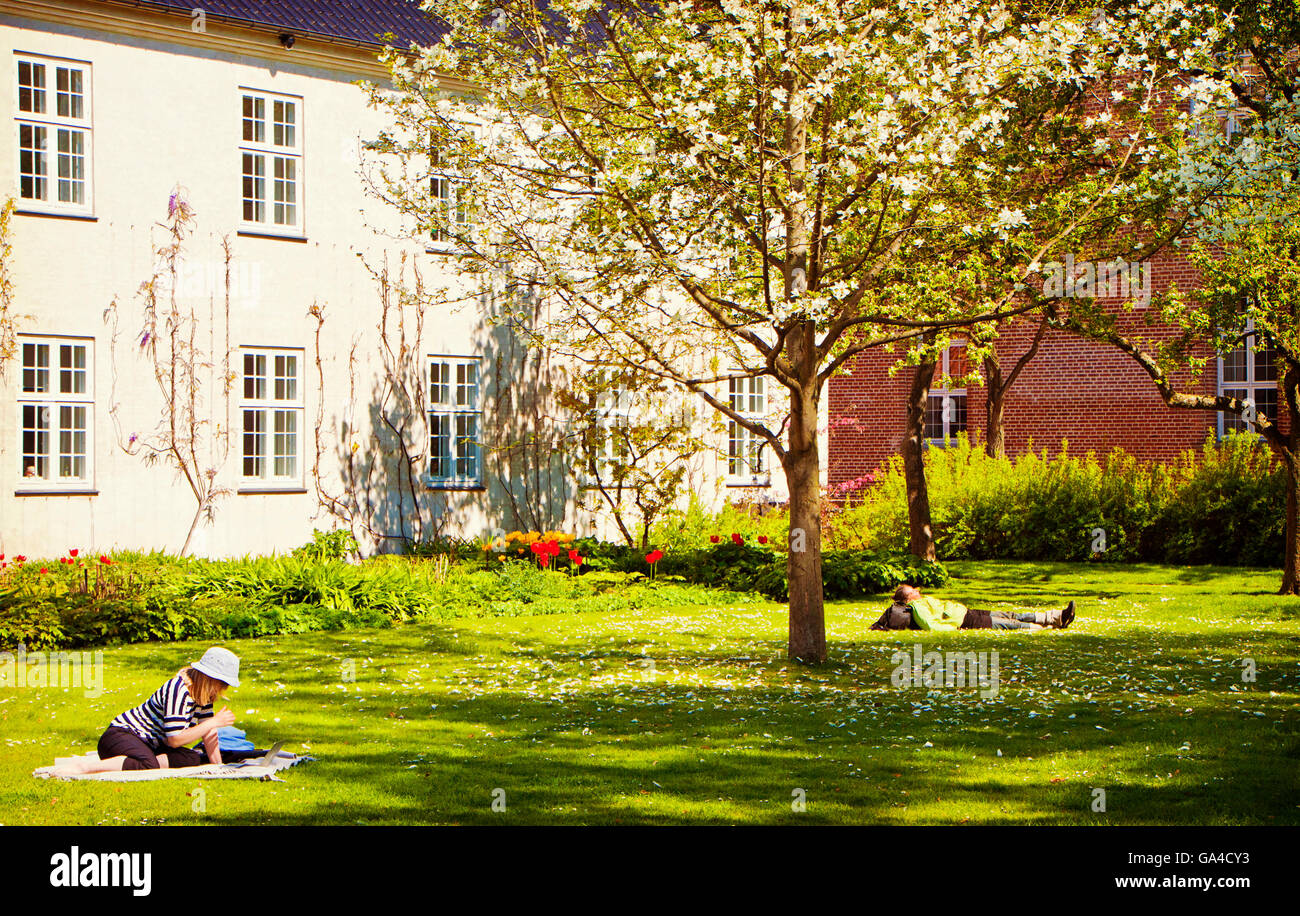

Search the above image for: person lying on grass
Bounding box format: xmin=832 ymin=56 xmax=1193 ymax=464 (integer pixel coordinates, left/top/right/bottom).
xmin=871 ymin=584 xmax=1076 ymax=631
xmin=55 ymin=647 xmax=240 ymax=776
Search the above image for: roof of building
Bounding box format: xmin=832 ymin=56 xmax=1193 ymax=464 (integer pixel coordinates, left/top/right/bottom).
xmin=93 ymin=0 xmax=450 ymax=48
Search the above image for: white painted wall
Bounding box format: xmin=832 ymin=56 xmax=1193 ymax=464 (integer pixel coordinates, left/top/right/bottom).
xmin=0 ymin=5 xmax=822 ymax=560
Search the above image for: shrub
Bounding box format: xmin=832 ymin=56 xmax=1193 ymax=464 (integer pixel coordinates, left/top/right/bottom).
xmin=829 ymin=433 xmax=1284 ymax=566
xmin=291 ymin=528 xmax=360 ymax=563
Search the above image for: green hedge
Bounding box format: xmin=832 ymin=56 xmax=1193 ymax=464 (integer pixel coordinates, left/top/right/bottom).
xmin=568 ymin=538 xmax=947 ymax=600
xmin=829 ymin=433 xmax=1286 ymax=565
xmin=0 ymin=552 xmax=757 ymax=651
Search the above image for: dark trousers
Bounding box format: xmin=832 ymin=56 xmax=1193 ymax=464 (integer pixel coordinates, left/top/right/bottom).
xmin=97 ymin=725 xmax=204 ymax=771
xmin=961 ymin=609 xmax=1038 ymax=630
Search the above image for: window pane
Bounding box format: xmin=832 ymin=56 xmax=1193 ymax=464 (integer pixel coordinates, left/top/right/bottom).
xmin=273 ymin=99 xmax=296 ymax=148
xmin=243 ymin=352 xmax=266 ymax=400
xmin=456 ymin=362 xmax=478 ymax=407
xmin=242 ymin=153 xmax=266 ymax=223
xmin=1222 ymin=346 xmax=1246 ymax=383
xmin=55 ymin=67 xmax=84 ymax=119
xmin=19 ymin=124 xmax=48 ymax=201
xmin=430 ymin=362 xmax=449 ymax=404
xmin=429 ymin=413 xmax=451 ymax=478
xmin=21 ymin=404 xmax=50 ymax=479
xmin=56 ymin=129 xmax=86 ymax=204
xmin=1254 ymin=387 xmax=1278 ymax=424
xmin=58 ymin=405 xmax=87 ymax=479
xmin=924 ymin=395 xmax=945 ymax=439
xmin=242 ymin=409 xmax=266 ymax=477
xmin=242 ymin=95 xmax=265 ymax=143
xmin=1254 ymin=336 xmax=1278 ymax=382
xmin=1221 ymin=388 xmax=1248 ymax=433
xmin=273 ymin=156 xmax=297 ymax=226
xmin=18 ymin=60 xmax=46 ymax=114
xmin=948 ymin=344 xmax=969 ymax=381
xmin=455 ymin=413 xmax=478 ymax=479
xmin=59 ymin=344 xmax=87 ymax=394
xmin=948 ymin=393 xmax=968 ymax=435
xmin=22 ymin=342 xmax=50 ymax=393
xmin=273 ymin=410 xmax=297 ymax=477
xmin=274 ymin=354 xmax=297 ymax=401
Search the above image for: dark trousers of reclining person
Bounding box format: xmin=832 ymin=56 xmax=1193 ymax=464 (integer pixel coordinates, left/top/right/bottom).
xmin=880 ymin=585 xmax=1075 ymax=631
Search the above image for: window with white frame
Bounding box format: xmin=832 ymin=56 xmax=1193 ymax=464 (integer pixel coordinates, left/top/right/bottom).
xmin=17 ymin=336 xmax=93 ymax=487
xmin=925 ymin=342 xmax=968 ymax=443
xmin=1219 ymin=322 xmax=1278 ymax=436
xmin=240 ymin=89 xmax=302 ymax=233
xmin=1187 ymin=75 xmax=1252 ymax=141
xmin=15 ymin=55 xmax=92 ymax=213
xmin=727 ymin=374 xmax=768 ymax=483
xmin=239 ymin=348 xmax=304 ymax=485
xmin=427 ymin=356 xmax=481 ymax=485
xmin=585 ymin=370 xmax=631 ymax=481
xmin=428 ymin=143 xmax=473 ymax=249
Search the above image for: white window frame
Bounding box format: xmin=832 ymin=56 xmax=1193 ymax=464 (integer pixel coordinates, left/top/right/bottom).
xmin=925 ymin=341 xmax=968 ymax=445
xmin=14 ymin=53 xmax=93 ymax=215
xmin=426 ymin=355 xmax=482 ymax=487
xmin=427 ymin=139 xmax=474 ymax=252
xmin=1218 ymin=320 xmax=1277 ymax=438
xmin=582 ymin=369 xmax=632 ymax=486
xmin=239 ymin=88 xmax=303 ymax=236
xmin=1187 ymin=75 xmax=1252 ymax=141
xmin=727 ymin=373 xmax=769 ymax=486
xmin=238 ymin=347 xmax=305 ymax=488
xmin=16 ymin=335 xmax=94 ymax=490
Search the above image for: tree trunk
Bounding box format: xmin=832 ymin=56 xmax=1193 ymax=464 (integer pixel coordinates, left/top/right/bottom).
xmin=1283 ymin=452 xmax=1299 ymax=596
xmin=984 ymin=355 xmax=1007 ymax=459
xmin=784 ymin=323 xmax=826 ymax=664
xmin=903 ymin=352 xmax=937 ymax=561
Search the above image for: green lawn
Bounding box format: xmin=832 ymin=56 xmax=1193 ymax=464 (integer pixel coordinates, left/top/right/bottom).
xmin=2 ymin=561 xmax=1297 ymax=825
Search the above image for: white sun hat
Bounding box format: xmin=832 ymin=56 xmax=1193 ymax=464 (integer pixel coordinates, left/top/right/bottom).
xmin=192 ymin=646 xmax=241 ymax=688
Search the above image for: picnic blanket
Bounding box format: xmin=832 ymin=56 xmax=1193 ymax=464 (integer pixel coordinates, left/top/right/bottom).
xmin=34 ymin=747 xmax=314 ymax=782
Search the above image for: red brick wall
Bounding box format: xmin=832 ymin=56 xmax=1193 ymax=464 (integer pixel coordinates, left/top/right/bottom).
xmin=827 ymin=249 xmax=1292 ymax=487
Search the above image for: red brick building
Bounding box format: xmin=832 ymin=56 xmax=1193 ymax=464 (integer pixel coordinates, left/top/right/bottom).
xmin=826 ymin=248 xmax=1291 ymax=491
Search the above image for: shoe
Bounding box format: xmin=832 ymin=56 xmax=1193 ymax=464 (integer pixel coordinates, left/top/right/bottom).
xmin=1061 ymin=600 xmax=1076 ymax=629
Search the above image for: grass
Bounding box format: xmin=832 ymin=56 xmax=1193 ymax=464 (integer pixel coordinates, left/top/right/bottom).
xmin=1 ymin=560 xmax=1297 ymax=825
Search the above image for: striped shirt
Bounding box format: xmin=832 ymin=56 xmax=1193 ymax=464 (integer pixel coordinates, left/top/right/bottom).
xmin=109 ymin=675 xmax=213 ymax=749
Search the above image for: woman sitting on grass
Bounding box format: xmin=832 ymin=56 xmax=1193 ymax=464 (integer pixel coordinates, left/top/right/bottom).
xmin=60 ymin=647 xmax=239 ymax=775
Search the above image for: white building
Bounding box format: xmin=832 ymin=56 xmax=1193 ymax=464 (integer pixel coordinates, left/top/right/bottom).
xmin=0 ymin=0 xmax=810 ymax=559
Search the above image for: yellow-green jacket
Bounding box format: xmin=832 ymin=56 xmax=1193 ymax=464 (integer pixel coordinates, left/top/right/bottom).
xmin=907 ymin=596 xmax=969 ymax=631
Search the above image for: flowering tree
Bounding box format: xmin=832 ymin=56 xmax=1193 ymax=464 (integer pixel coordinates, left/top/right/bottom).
xmin=1056 ymin=2 xmax=1300 ymax=594
xmin=369 ymin=0 xmax=1216 ymax=661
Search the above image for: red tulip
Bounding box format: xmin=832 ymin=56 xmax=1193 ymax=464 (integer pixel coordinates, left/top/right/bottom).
xmin=731 ymin=533 xmax=743 ymax=545
xmin=568 ymin=549 xmax=582 ymax=563
xmin=529 ymin=542 xmax=542 ymax=554
xmin=709 ymin=535 xmax=720 ymax=544
xmin=758 ymin=535 xmax=768 ymax=545
xmin=15 ymin=555 xmax=26 ymax=563
xmin=99 ymin=555 xmax=112 ymax=565
xmin=547 ymin=540 xmax=561 ymax=556
xmin=539 ymin=555 xmax=551 ymax=568
xmin=39 ymin=567 xmax=48 ymax=574
xmin=69 ymin=549 xmax=78 ymax=557
xmin=646 ymin=549 xmax=663 ymax=565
